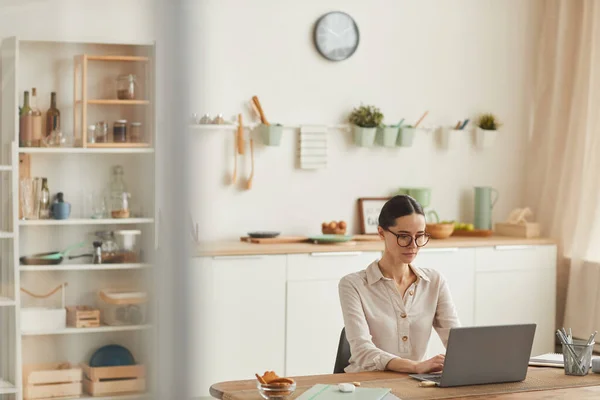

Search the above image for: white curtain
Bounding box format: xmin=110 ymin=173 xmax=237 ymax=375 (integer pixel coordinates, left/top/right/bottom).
xmin=526 ymin=0 xmax=600 ymax=339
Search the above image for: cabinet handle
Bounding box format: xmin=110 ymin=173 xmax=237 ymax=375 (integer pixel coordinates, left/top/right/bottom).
xmin=213 ymin=255 xmax=264 ymax=260
xmin=494 ymin=245 xmax=533 ymax=251
xmin=310 ymin=252 xmax=362 ymax=257
xmin=420 ymin=248 xmax=459 ymax=253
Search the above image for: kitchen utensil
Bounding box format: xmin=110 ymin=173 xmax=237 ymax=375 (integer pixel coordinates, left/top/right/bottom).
xmin=248 ymin=231 xmax=281 ymax=239
xmin=308 ymin=234 xmax=354 ymax=244
xmin=251 ymin=96 xmax=269 ymax=125
xmin=240 ymin=236 xmax=307 ymax=244
xmin=20 ymin=242 xmax=85 ymax=265
xmin=414 ymin=111 xmax=429 ymax=128
xmin=474 ymin=186 xmax=499 ymax=230
xmin=89 ymin=345 xmax=135 ymax=367
xmin=237 ymin=113 xmax=245 ymax=155
xmin=247 ymin=138 xmax=254 ymax=190
xmin=232 ymin=133 xmax=238 ymax=185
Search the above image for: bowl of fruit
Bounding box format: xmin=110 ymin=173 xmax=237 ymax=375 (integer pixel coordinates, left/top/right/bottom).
xmin=256 ymin=371 xmax=296 ymax=400
xmin=425 ymin=221 xmax=455 ymax=239
xmin=322 ymin=220 xmax=347 ymax=235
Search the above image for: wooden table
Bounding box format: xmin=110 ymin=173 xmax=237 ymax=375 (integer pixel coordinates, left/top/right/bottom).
xmin=210 ymin=369 xmax=600 ymax=400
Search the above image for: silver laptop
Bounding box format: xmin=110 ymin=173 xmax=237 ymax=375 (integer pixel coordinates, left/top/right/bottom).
xmin=410 ymin=324 xmax=536 ymax=387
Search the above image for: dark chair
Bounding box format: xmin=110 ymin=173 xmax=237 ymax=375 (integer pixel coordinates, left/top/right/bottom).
xmin=333 ymin=327 xmax=351 ymax=373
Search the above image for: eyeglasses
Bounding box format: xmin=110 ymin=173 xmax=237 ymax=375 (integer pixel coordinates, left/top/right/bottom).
xmin=385 ymin=229 xmax=430 ymax=247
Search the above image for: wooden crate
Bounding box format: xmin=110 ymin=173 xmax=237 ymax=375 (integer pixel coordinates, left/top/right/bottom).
xmin=495 ymin=222 xmax=541 ymax=238
xmin=66 ymin=306 xmax=100 ymax=328
xmin=82 ymin=364 xmax=145 ymax=396
xmin=23 ymin=363 xmax=82 ymax=400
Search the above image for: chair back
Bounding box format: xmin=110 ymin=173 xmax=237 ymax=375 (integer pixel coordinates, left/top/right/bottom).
xmin=333 ymin=327 xmax=351 ymax=373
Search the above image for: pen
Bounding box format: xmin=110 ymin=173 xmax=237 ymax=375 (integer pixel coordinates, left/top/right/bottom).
xmin=586 ymin=331 xmax=597 ymax=346
xmin=459 ymin=119 xmax=470 ymax=130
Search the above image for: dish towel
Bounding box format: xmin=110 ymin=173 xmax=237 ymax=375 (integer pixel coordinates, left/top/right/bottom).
xmin=299 ymin=125 xmax=327 ymax=169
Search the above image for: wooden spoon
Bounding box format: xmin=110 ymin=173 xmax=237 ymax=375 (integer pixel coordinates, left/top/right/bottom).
xmin=237 ymin=113 xmax=245 ymax=155
xmin=252 ymin=96 xmax=269 ymax=125
xmin=232 ymin=133 xmax=238 ymax=185
xmin=247 ymin=138 xmax=254 ymax=190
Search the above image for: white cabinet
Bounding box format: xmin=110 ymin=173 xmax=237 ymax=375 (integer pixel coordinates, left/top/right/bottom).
xmin=416 ymin=247 xmax=476 ymax=359
xmin=285 ymin=251 xmax=380 ymax=376
xmin=189 ymin=255 xmax=287 ymax=398
xmin=474 ymin=245 xmax=557 ymax=356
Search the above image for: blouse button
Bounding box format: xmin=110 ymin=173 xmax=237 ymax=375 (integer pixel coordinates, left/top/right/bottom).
xmin=402 ymin=336 xmax=408 ymax=342
xmin=401 ymin=313 xmax=407 ymax=318
xmin=409 ymin=290 xmax=414 ymax=296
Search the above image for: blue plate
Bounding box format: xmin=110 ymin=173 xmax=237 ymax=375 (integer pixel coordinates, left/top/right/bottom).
xmin=89 ymin=345 xmax=135 ymax=367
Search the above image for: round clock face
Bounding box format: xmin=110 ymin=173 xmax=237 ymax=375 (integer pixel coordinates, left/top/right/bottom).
xmin=314 ymin=11 xmax=360 ymax=61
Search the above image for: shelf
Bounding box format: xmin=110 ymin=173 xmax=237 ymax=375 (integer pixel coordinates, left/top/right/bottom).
xmin=19 ymin=218 xmax=154 ymax=226
xmin=79 ymin=99 xmax=150 ymax=105
xmin=21 ymin=263 xmax=152 ymax=271
xmin=22 ymin=324 xmax=152 ymax=336
xmin=19 ymin=147 xmax=154 ymax=154
xmin=86 ymin=55 xmax=150 ymax=62
xmin=0 ymin=165 xmax=12 ymax=171
xmin=0 ymin=296 xmax=15 ymax=306
xmin=0 ymin=231 xmax=14 ymax=238
xmin=189 ymin=123 xmax=350 ymax=131
xmin=86 ymin=143 xmax=152 ymax=149
xmin=0 ymin=379 xmax=17 ymax=394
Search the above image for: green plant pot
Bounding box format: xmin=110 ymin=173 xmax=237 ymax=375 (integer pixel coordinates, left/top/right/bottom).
xmin=259 ymin=124 xmax=284 ymax=146
xmin=352 ymin=125 xmax=377 ymax=147
xmin=376 ymin=126 xmax=399 ymax=147
xmin=397 ymin=127 xmax=416 ymax=147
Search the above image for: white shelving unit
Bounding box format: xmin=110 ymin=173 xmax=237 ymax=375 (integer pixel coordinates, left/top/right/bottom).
xmin=1 ymin=37 xmax=157 ymax=400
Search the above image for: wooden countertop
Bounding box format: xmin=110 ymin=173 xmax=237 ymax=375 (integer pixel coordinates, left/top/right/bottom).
xmin=195 ymin=235 xmax=556 ymax=257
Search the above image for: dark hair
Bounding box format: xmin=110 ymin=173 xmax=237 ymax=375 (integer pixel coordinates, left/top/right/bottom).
xmin=378 ymin=195 xmax=424 ymax=229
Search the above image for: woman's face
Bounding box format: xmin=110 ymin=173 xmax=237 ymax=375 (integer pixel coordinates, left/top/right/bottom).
xmin=378 ymin=213 xmax=427 ymax=264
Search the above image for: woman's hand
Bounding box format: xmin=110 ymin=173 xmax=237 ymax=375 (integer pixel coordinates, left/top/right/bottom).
xmin=415 ymin=354 xmax=445 ymax=374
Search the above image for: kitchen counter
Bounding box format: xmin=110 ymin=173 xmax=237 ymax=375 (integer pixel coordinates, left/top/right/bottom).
xmin=194 ymin=235 xmax=556 ymax=257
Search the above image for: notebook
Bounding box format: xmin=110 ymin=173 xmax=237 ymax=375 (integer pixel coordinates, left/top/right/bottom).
xmin=529 ymin=352 xmax=600 ymax=368
xmin=295 ymin=384 xmax=392 ymax=400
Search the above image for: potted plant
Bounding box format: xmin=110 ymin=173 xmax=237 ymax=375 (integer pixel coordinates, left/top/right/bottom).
xmin=349 ymin=105 xmax=383 ymax=147
xmin=475 ymin=113 xmax=501 ymax=149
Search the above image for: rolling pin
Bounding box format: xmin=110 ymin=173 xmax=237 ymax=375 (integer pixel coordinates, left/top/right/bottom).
xmin=252 ymin=96 xmax=269 ymax=125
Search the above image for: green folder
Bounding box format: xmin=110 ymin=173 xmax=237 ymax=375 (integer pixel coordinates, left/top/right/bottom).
xmin=296 ymin=384 xmax=391 ymax=400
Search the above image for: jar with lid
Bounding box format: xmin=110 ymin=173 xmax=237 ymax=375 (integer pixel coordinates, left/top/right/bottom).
xmin=108 ymin=165 xmax=131 ymax=218
xmin=130 ymin=122 xmax=142 ymax=142
xmin=87 ymin=125 xmax=96 ymax=144
xmin=117 ymin=74 xmax=137 ymax=100
xmin=113 ymin=120 xmax=127 ymax=143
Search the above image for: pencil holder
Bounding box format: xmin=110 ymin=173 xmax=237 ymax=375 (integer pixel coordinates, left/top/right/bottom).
xmin=258 ymin=124 xmax=284 ymax=146
xmin=562 ymin=341 xmax=593 ymax=376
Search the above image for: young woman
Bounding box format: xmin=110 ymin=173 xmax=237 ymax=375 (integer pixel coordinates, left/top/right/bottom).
xmin=339 ymin=195 xmax=460 ymax=373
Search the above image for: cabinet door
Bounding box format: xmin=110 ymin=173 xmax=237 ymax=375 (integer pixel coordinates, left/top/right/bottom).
xmin=285 ymin=251 xmax=380 ymax=376
xmin=474 ymin=245 xmax=557 ymax=356
xmin=415 ymin=247 xmax=476 ymax=359
xmin=189 ymin=255 xmax=287 ymax=397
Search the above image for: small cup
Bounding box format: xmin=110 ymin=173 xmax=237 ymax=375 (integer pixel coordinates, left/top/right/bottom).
xmin=259 ymin=124 xmax=284 ymax=146
xmin=563 ymin=341 xmax=593 ymax=376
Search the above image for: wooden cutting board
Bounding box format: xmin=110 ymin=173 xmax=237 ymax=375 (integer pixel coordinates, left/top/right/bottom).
xmin=240 ymin=236 xmax=308 ymax=244
xmin=452 ymin=229 xmax=493 ymax=237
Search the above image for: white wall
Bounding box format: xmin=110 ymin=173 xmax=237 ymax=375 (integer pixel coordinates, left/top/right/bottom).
xmin=189 ymin=0 xmax=541 ymax=241
xmin=0 ymin=0 xmax=155 ymax=44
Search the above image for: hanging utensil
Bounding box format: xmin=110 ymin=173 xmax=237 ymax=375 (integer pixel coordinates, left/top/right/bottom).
xmin=247 ymin=138 xmax=255 ymax=190
xmin=251 ymin=96 xmax=269 ymax=125
xmin=414 ymin=111 xmax=429 ymax=128
xmin=232 ymin=131 xmax=238 ymax=185
xmin=237 ymin=113 xmax=245 ymax=155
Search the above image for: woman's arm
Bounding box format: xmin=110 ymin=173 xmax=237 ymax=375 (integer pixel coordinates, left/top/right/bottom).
xmin=433 ymin=277 xmax=461 ymax=347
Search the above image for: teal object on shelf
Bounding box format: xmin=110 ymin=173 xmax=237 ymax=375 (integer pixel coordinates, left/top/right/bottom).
xmin=352 ymin=125 xmax=377 ymax=147
xmin=474 ymin=186 xmax=499 ymax=230
xmin=308 ymin=234 xmax=354 ymax=243
xmin=376 ymin=126 xmax=399 ymax=147
xmin=259 ymin=124 xmax=284 ymax=146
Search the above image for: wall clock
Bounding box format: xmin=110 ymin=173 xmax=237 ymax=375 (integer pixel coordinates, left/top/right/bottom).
xmin=313 ymin=11 xmax=360 ymax=61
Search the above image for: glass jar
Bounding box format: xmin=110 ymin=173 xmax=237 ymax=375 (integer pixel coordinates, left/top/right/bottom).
xmin=87 ymin=125 xmax=96 ymax=144
xmin=108 ymin=165 xmax=131 ymax=218
xmin=117 ymin=74 xmax=136 ymax=100
xmin=130 ymin=122 xmax=142 ymax=142
xmin=113 ymin=120 xmax=127 ymax=143
xmin=95 ymin=121 xmax=108 ymax=143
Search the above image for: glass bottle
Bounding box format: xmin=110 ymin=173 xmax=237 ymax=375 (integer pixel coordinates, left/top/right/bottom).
xmin=39 ymin=178 xmax=50 ymax=219
xmin=46 ymin=92 xmax=60 ymax=138
xmin=108 ymin=165 xmax=131 ymax=218
xmin=31 ymin=88 xmax=42 ymax=146
xmin=19 ymin=91 xmax=33 ymax=147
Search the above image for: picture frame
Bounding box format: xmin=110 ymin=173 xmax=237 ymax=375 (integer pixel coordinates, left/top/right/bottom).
xmin=357 ymin=197 xmax=391 ymax=234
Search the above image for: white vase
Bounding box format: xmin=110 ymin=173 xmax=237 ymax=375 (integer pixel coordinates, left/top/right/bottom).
xmin=474 ymin=127 xmax=498 ymax=149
